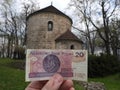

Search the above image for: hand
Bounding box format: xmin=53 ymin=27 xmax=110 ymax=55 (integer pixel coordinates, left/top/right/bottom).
xmin=25 ymin=74 xmax=74 ymax=90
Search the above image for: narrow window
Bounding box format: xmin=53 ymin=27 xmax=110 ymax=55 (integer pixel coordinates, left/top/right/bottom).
xmin=70 ymin=45 xmax=74 ymax=49
xmin=48 ymin=21 xmax=53 ymax=31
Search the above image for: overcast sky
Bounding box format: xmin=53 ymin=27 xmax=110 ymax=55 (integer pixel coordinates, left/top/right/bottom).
xmin=17 ymin=0 xmax=71 ymax=12
xmin=37 ymin=0 xmax=70 ymax=11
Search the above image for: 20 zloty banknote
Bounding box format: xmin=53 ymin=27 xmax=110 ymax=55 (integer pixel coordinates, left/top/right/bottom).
xmin=26 ymin=49 xmax=87 ymax=81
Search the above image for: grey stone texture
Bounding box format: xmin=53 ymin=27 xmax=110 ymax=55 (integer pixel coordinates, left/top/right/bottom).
xmin=76 ymin=81 xmax=106 ymax=90
xmin=27 ymin=6 xmax=83 ymax=49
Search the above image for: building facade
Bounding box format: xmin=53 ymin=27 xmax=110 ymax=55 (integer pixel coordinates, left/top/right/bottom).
xmin=27 ymin=5 xmax=83 ymax=49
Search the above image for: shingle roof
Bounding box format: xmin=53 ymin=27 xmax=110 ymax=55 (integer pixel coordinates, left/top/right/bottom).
xmin=55 ymin=30 xmax=83 ymax=43
xmin=27 ymin=5 xmax=73 ymax=24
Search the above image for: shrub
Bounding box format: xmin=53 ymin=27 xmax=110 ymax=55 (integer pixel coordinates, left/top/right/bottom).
xmin=13 ymin=46 xmax=25 ymax=59
xmin=88 ymin=54 xmax=120 ymax=78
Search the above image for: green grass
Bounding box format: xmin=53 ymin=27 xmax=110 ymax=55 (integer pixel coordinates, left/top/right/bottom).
xmin=0 ymin=58 xmax=28 ymax=90
xmin=74 ymin=82 xmax=84 ymax=90
xmin=89 ymin=74 xmax=120 ymax=90
xmin=74 ymin=74 xmax=120 ymax=90
xmin=0 ymin=58 xmax=120 ymax=90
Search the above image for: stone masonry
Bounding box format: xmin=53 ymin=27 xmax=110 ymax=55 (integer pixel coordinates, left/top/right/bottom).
xmin=27 ymin=5 xmax=83 ymax=49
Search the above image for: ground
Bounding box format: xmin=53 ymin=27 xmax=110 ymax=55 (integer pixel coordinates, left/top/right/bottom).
xmin=0 ymin=58 xmax=120 ymax=90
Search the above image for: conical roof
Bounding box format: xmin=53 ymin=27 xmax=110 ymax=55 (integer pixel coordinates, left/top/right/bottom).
xmin=55 ymin=30 xmax=83 ymax=43
xmin=27 ymin=5 xmax=73 ymax=24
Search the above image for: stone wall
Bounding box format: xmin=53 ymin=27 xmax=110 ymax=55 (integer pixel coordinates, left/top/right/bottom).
xmin=27 ymin=12 xmax=72 ymax=49
xmin=76 ymin=81 xmax=106 ymax=90
xmin=55 ymin=40 xmax=82 ymax=49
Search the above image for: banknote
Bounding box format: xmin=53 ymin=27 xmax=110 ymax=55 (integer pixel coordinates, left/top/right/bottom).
xmin=26 ymin=49 xmax=87 ymax=81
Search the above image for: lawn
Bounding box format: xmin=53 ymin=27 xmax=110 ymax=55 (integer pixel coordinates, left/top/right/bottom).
xmin=0 ymin=58 xmax=120 ymax=90
xmin=89 ymin=74 xmax=120 ymax=90
xmin=0 ymin=58 xmax=28 ymax=90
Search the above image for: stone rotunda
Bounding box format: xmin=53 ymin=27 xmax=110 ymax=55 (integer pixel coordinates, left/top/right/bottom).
xmin=27 ymin=5 xmax=83 ymax=49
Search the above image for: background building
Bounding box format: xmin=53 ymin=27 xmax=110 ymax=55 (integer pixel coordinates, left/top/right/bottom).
xmin=27 ymin=5 xmax=83 ymax=49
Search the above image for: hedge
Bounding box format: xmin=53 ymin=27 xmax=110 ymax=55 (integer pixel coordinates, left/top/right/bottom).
xmin=88 ymin=54 xmax=120 ymax=78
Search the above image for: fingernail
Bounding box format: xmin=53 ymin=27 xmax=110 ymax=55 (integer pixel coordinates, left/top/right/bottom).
xmin=53 ymin=74 xmax=63 ymax=83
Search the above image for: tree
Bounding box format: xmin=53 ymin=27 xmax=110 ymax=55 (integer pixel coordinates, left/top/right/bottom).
xmin=69 ymin=0 xmax=97 ymax=55
xmin=0 ymin=0 xmax=14 ymax=57
xmin=69 ymin=0 xmax=120 ymax=55
xmin=0 ymin=0 xmax=24 ymax=58
xmin=21 ymin=0 xmax=40 ymax=45
xmin=0 ymin=0 xmax=40 ymax=58
xmin=110 ymin=18 xmax=120 ymax=56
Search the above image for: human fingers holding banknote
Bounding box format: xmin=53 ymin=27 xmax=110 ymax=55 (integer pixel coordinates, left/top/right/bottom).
xmin=25 ymin=74 xmax=75 ymax=90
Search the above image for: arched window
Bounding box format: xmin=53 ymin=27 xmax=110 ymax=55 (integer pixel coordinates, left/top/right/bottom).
xmin=70 ymin=45 xmax=74 ymax=49
xmin=48 ymin=21 xmax=53 ymax=31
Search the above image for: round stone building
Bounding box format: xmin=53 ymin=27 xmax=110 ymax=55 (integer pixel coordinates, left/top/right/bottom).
xmin=27 ymin=5 xmax=83 ymax=49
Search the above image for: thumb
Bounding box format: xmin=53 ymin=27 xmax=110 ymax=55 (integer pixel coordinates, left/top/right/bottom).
xmin=42 ymin=74 xmax=63 ymax=90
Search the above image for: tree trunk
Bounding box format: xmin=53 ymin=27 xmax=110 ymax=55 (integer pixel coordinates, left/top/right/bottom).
xmin=104 ymin=41 xmax=111 ymax=55
xmin=7 ymin=35 xmax=10 ymax=57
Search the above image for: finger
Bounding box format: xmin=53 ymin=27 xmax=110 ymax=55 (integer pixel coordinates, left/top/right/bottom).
xmin=59 ymin=80 xmax=74 ymax=90
xmin=69 ymin=87 xmax=75 ymax=90
xmin=42 ymin=74 xmax=63 ymax=90
xmin=25 ymin=81 xmax=47 ymax=90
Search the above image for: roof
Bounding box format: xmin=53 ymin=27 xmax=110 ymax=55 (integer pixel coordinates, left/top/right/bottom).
xmin=55 ymin=30 xmax=83 ymax=43
xmin=27 ymin=5 xmax=73 ymax=24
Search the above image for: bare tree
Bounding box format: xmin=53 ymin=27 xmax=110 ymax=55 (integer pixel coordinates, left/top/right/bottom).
xmin=21 ymin=0 xmax=40 ymax=45
xmin=110 ymin=18 xmax=120 ymax=56
xmin=0 ymin=0 xmax=14 ymax=57
xmin=69 ymin=0 xmax=97 ymax=55
xmin=0 ymin=0 xmax=40 ymax=58
xmin=69 ymin=0 xmax=120 ymax=55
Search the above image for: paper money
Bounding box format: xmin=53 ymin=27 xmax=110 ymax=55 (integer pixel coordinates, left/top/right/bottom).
xmin=26 ymin=49 xmax=87 ymax=81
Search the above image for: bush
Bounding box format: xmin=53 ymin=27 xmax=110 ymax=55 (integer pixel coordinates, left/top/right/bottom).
xmin=88 ymin=54 xmax=120 ymax=78
xmin=13 ymin=46 xmax=26 ymax=59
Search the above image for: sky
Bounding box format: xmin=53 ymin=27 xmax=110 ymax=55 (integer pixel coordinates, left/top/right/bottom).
xmin=37 ymin=0 xmax=70 ymax=11
xmin=16 ymin=0 xmax=71 ymax=13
